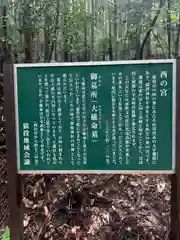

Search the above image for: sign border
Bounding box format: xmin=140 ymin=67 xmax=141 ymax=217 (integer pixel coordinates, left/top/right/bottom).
xmin=14 ymin=59 xmax=176 ymax=174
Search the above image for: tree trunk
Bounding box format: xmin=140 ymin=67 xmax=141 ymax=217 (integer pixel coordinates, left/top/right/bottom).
xmin=175 ymin=13 xmax=180 ymax=58
xmin=0 ymin=4 xmax=10 ymax=72
xmin=167 ymin=0 xmax=171 ymax=58
xmin=36 ymin=33 xmax=41 ymax=62
xmin=144 ymin=1 xmax=152 ymax=59
xmin=108 ymin=1 xmax=113 ymax=61
xmin=24 ymin=30 xmax=33 ymax=63
xmin=152 ymin=31 xmax=166 ymax=58
xmin=23 ymin=2 xmax=33 ymax=63
xmin=145 ymin=37 xmax=151 ymax=59
xmin=140 ymin=0 xmax=164 ymax=59
xmin=135 ymin=28 xmax=141 ymax=60
xmin=102 ymin=43 xmax=106 ymax=61
xmin=44 ymin=14 xmax=51 ymax=62
xmin=83 ymin=16 xmax=88 ymax=61
xmin=62 ymin=1 xmax=69 ymax=62
xmin=49 ymin=0 xmax=60 ymax=62
xmin=91 ymin=0 xmax=95 ymax=61
xmin=113 ymin=0 xmax=118 ymax=60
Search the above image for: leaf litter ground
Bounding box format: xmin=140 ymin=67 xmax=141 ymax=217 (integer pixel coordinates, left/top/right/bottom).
xmin=0 ymin=166 xmax=171 ymax=239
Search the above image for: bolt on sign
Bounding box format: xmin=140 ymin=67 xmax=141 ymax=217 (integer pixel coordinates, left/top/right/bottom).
xmin=13 ymin=60 xmax=176 ymax=174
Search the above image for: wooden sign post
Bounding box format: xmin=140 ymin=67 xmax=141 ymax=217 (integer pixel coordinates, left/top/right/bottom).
xmin=170 ymin=57 xmax=180 ymax=240
xmin=4 ymin=63 xmax=23 ymax=240
xmin=3 ymin=59 xmax=179 ymax=239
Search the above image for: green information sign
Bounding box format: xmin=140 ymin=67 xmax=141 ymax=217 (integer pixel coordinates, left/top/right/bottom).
xmin=14 ymin=60 xmax=176 ymax=174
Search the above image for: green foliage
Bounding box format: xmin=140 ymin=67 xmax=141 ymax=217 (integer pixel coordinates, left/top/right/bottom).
xmin=0 ymin=0 xmax=179 ymax=62
xmin=171 ymin=14 xmax=178 ymax=23
xmin=2 ymin=227 xmax=10 ymax=240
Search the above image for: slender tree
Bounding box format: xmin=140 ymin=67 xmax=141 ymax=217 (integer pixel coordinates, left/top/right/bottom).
xmin=167 ymin=0 xmax=171 ymax=58
xmin=140 ymin=0 xmax=165 ymax=59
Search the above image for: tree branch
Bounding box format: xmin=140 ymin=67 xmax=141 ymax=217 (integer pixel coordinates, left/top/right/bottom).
xmin=0 ymin=145 xmax=6 ymax=150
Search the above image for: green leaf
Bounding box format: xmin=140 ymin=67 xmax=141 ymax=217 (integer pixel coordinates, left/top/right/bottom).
xmin=171 ymin=14 xmax=177 ymax=22
xmin=2 ymin=226 xmax=10 ymax=240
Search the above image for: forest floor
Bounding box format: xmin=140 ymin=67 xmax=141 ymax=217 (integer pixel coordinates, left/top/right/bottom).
xmin=0 ymin=75 xmax=171 ymax=240
xmin=0 ymin=155 xmax=171 ymax=239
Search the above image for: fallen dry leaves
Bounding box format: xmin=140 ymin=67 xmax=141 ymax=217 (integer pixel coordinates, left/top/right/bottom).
xmin=20 ymin=174 xmax=171 ymax=240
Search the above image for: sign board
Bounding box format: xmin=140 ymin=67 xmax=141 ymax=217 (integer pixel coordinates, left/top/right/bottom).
xmin=13 ymin=60 xmax=176 ymax=174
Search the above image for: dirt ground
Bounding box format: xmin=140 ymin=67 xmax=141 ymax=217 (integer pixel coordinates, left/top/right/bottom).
xmin=0 ymin=162 xmax=171 ymax=240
